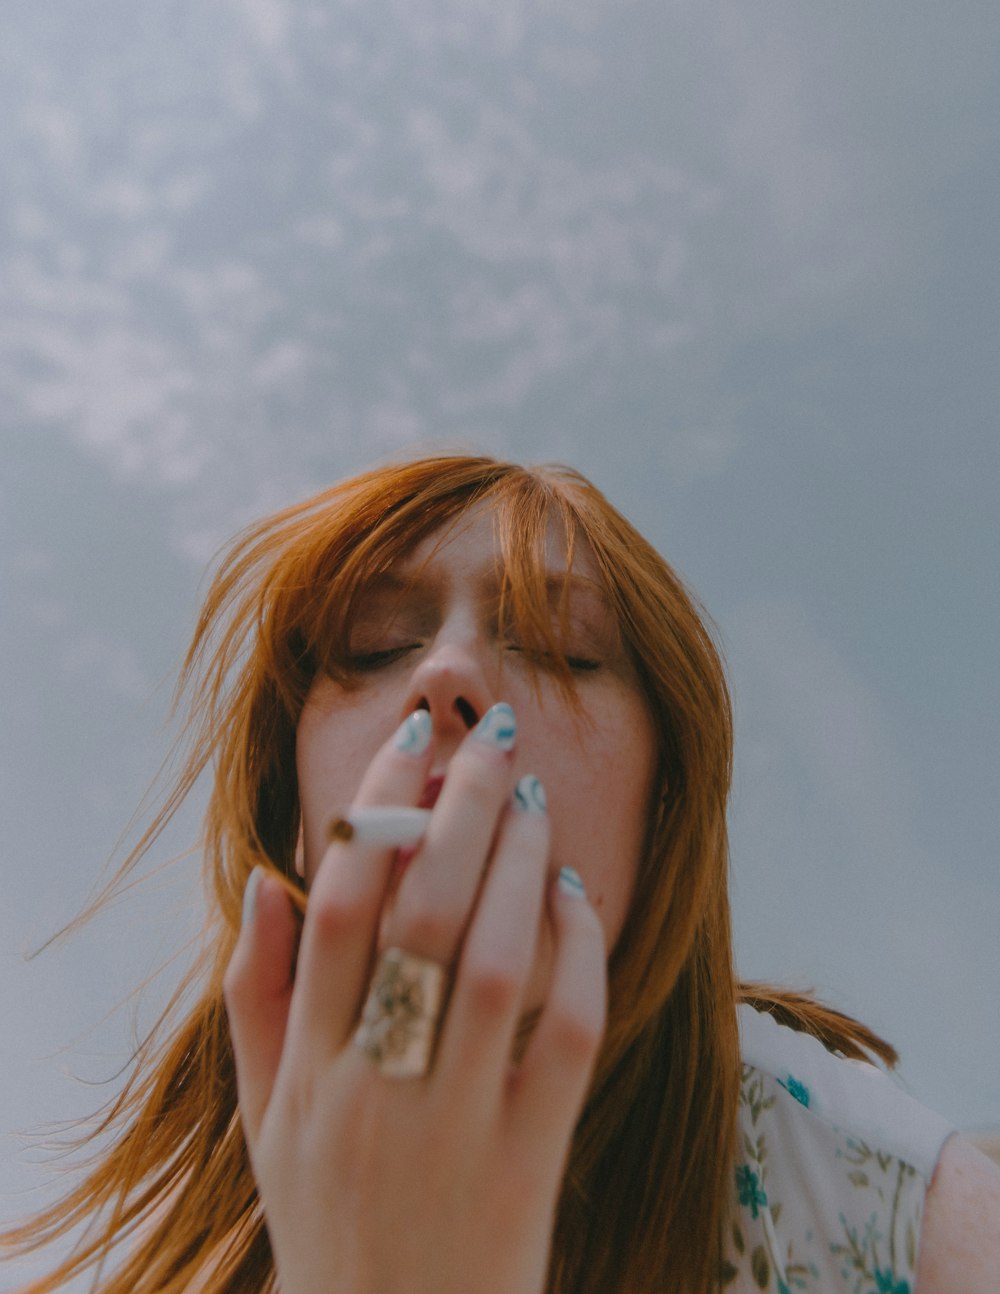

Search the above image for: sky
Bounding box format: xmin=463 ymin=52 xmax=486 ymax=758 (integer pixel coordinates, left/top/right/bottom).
xmin=2 ymin=0 xmax=998 ymax=1281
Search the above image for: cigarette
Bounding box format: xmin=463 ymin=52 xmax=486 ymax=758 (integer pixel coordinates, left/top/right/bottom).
xmin=326 ymin=806 xmax=431 ymax=847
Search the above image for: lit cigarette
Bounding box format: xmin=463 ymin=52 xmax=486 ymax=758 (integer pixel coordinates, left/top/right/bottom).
xmin=326 ymin=806 xmax=431 ymax=847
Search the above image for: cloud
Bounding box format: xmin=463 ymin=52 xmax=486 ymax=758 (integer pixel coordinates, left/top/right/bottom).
xmin=230 ymin=0 xmax=291 ymax=53
xmin=5 ymin=266 xmax=205 ymax=489
xmin=20 ymin=99 xmax=85 ymax=171
xmin=7 ymin=0 xmax=987 ymax=570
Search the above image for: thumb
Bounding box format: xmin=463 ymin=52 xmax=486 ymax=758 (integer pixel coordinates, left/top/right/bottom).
xmin=223 ymin=868 xmax=298 ymax=1146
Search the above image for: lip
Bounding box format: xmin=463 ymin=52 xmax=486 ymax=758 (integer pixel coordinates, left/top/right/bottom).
xmin=392 ymin=775 xmax=444 ymax=881
xmin=418 ymin=775 xmax=444 ymax=810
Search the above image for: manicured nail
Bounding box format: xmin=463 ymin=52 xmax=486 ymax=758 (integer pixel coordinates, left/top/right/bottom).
xmin=472 ymin=702 xmax=516 ymax=751
xmin=557 ymin=866 xmax=586 ymax=899
xmin=242 ymin=867 xmax=262 ymax=927
xmin=393 ymin=709 xmax=433 ymax=756
xmin=513 ymin=774 xmax=546 ymax=813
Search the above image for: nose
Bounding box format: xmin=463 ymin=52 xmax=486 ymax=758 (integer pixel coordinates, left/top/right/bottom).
xmin=403 ymin=636 xmax=496 ymax=743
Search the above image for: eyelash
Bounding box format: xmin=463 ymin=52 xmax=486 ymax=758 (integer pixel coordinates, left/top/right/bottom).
xmin=505 ymin=645 xmax=600 ymax=672
xmin=347 ymin=644 xmax=601 ymax=673
xmin=347 ymin=646 xmax=416 ymax=671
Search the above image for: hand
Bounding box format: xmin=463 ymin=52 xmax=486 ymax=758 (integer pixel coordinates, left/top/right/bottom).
xmin=223 ymin=705 xmax=607 ymax=1294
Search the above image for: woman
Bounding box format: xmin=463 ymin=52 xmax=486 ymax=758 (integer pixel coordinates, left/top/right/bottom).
xmin=5 ymin=454 xmax=998 ymax=1293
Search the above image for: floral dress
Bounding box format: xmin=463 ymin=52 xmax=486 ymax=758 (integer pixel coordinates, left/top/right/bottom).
xmin=722 ymin=1005 xmax=954 ymax=1293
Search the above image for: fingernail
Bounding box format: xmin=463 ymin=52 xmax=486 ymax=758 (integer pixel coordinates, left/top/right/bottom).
xmin=513 ymin=774 xmax=546 ymax=813
xmin=557 ymin=866 xmax=586 ymax=899
xmin=242 ymin=867 xmax=262 ymax=927
xmin=393 ymin=709 xmax=433 ymax=756
xmin=472 ymin=702 xmax=516 ymax=752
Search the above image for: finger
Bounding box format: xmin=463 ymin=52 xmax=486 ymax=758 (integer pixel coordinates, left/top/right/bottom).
xmin=435 ymin=774 xmax=550 ymax=1102
xmin=511 ymin=867 xmax=607 ymax=1155
xmin=383 ymin=701 xmax=517 ymax=966
xmin=223 ymin=868 xmax=299 ymax=1146
xmin=286 ymin=709 xmax=434 ymax=1061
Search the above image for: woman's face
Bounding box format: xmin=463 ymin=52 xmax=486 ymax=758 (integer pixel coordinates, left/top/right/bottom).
xmin=296 ymin=502 xmax=658 ymax=1006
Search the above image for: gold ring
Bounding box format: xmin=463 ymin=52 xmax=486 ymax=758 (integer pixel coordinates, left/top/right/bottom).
xmin=354 ymin=947 xmax=448 ymax=1078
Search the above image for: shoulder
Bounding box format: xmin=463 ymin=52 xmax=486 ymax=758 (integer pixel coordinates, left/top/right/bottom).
xmin=726 ymin=1006 xmax=958 ymax=1294
xmin=738 ymin=1003 xmax=954 ymax=1175
xmin=917 ymin=1133 xmax=1000 ymax=1294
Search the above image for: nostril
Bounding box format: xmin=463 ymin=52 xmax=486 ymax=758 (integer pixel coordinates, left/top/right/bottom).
xmin=455 ymin=696 xmax=478 ymax=729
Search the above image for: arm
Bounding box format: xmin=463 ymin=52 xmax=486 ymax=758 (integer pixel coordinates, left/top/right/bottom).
xmin=917 ymin=1133 xmax=1000 ymax=1293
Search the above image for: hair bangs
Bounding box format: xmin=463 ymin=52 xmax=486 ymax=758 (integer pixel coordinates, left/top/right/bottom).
xmin=257 ymin=458 xmax=513 ymax=708
xmin=491 ymin=481 xmax=591 ymax=701
xmin=265 ymin=461 xmax=594 ymax=705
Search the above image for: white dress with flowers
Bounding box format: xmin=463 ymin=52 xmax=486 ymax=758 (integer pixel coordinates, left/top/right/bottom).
xmin=722 ymin=1005 xmax=954 ymax=1294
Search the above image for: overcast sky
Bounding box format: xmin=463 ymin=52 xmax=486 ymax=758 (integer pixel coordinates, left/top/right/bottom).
xmin=2 ymin=0 xmax=998 ymax=1280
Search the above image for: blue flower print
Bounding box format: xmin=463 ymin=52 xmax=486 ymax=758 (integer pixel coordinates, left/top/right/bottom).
xmin=779 ymin=1074 xmax=811 ymax=1108
xmin=872 ymin=1272 xmax=909 ymax=1294
xmin=736 ymin=1164 xmax=768 ymax=1219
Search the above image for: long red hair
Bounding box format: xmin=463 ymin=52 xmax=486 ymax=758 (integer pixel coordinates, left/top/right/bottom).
xmin=2 ymin=455 xmax=894 ymax=1294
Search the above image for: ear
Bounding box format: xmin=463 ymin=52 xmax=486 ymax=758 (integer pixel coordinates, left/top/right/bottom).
xmin=293 ymin=822 xmax=305 ymax=878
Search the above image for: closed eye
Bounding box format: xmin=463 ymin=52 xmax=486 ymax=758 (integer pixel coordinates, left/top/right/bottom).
xmin=505 ymin=644 xmax=600 ymax=672
xmin=348 ymin=645 xmax=420 ymax=671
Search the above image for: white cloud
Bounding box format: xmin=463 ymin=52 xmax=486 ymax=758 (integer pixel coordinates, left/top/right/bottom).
xmin=253 ymin=341 xmax=310 ymax=389
xmin=407 ymin=103 xmax=709 ymax=281
xmin=223 ymin=0 xmax=296 ymax=83
xmin=20 ymin=100 xmax=85 ymax=171
xmin=10 ymin=296 xmax=203 ymax=487
xmin=89 ymin=178 xmax=157 ymax=222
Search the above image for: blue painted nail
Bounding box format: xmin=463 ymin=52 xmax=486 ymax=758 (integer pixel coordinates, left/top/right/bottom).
xmin=557 ymin=866 xmax=586 ymax=899
xmin=242 ymin=867 xmax=262 ymax=927
xmin=393 ymin=709 xmax=432 ymax=756
xmin=513 ymin=774 xmax=546 ymax=813
xmin=472 ymin=702 xmax=516 ymax=752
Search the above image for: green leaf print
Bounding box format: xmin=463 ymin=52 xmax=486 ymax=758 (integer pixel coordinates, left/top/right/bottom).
xmin=741 ymin=1067 xmax=776 ymax=1125
xmin=751 ymin=1245 xmax=770 ymax=1289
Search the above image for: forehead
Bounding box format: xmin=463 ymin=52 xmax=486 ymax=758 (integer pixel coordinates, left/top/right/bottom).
xmin=394 ymin=499 xmax=596 ymax=584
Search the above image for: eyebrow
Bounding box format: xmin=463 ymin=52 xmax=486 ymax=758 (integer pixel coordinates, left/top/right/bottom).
xmin=355 ymin=567 xmax=611 ymax=608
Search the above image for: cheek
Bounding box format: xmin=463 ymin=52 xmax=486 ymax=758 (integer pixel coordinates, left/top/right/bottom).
xmin=296 ymin=708 xmax=347 ymax=807
xmin=541 ymin=694 xmax=656 ymax=945
xmin=297 ymin=681 xmax=389 ymax=788
xmin=295 ymin=692 xmax=390 ymax=878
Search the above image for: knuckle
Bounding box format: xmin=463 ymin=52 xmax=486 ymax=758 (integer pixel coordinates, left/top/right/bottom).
xmin=222 ymin=955 xmax=252 ymax=1013
xmin=547 ymin=1007 xmax=604 ymax=1067
xmin=393 ymin=894 xmax=460 ymax=956
xmin=464 ymin=960 xmax=523 ymax=1019
xmin=309 ymin=890 xmax=368 ymax=946
xmin=221 ymin=960 xmax=241 ymax=1007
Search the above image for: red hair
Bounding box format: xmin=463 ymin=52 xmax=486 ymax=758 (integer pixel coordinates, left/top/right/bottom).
xmin=2 ymin=455 xmax=894 ymax=1293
